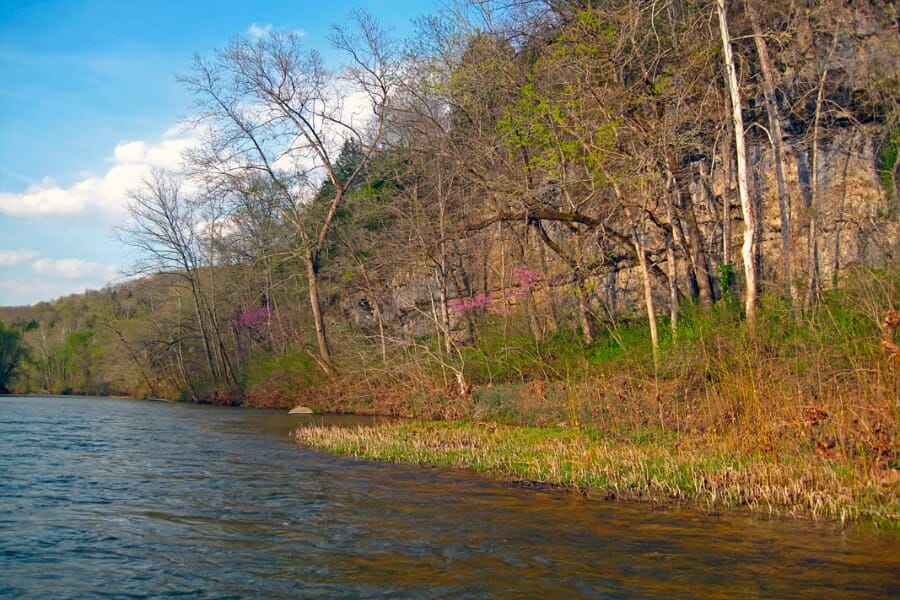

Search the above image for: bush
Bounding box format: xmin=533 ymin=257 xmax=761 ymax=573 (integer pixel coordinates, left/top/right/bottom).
xmin=241 ymin=349 xmax=321 ymax=408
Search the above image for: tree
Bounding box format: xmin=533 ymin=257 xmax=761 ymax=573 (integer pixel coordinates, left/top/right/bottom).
xmin=0 ymin=321 xmax=28 ymax=394
xmin=717 ymin=0 xmax=759 ymax=327
xmin=181 ymin=11 xmax=396 ymax=377
xmin=748 ymin=3 xmax=794 ymax=307
xmin=118 ymin=171 xmax=236 ymax=391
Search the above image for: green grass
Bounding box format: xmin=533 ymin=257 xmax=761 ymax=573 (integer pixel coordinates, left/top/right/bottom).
xmin=294 ymin=420 xmax=899 ymax=526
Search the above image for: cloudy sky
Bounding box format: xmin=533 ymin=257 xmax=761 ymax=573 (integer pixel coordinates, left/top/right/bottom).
xmin=0 ymin=0 xmax=438 ymax=306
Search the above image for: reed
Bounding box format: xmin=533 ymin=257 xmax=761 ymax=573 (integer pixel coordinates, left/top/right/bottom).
xmin=293 ymin=421 xmax=899 ymax=527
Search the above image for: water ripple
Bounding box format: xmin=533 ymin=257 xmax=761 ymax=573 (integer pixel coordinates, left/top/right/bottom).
xmin=1 ymin=395 xmax=898 ymax=599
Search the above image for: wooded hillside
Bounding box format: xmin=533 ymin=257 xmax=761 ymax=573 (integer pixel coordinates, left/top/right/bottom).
xmin=2 ymin=1 xmax=898 ymax=418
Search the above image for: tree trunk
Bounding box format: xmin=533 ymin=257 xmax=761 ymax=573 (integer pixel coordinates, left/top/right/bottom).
xmin=806 ymin=31 xmax=837 ymax=308
xmin=664 ymin=226 xmax=679 ymax=339
xmin=576 ymin=273 xmax=597 ymax=345
xmin=537 ymin=233 xmax=561 ymax=333
xmin=187 ymin=278 xmax=218 ymax=382
xmin=437 ymin=264 xmax=453 ymax=355
xmin=717 ymin=0 xmax=758 ymax=327
xmin=358 ymin=263 xmax=388 ymax=363
xmin=532 ymin=221 xmax=595 ymax=343
xmin=306 ymin=251 xmax=336 ymax=377
xmin=722 ymin=120 xmax=734 ymax=268
xmin=668 ymin=163 xmax=714 ymax=307
xmin=635 ymin=231 xmax=660 ymax=368
xmin=806 ymin=94 xmax=824 ymax=306
xmin=832 ymin=150 xmax=852 ymax=287
xmin=104 ymin=321 xmax=159 ymax=398
xmin=750 ymin=6 xmax=795 ymax=307
xmin=662 ymin=172 xmax=681 ymax=335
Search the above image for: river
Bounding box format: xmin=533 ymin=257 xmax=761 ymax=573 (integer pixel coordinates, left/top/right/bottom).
xmin=0 ymin=395 xmax=896 ymax=598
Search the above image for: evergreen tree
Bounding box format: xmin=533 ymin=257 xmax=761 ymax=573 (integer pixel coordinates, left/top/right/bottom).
xmin=0 ymin=321 xmax=28 ymax=394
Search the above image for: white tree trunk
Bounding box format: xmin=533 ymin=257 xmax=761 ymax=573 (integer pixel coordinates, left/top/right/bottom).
xmin=717 ymin=0 xmax=758 ymax=327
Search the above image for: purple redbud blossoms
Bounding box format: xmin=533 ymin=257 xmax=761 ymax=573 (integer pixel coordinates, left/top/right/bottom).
xmin=450 ymin=266 xmax=543 ymax=312
xmin=237 ymin=306 xmax=273 ymax=329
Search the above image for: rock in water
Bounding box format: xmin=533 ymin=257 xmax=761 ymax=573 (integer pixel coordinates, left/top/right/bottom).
xmin=289 ymin=405 xmax=314 ymax=415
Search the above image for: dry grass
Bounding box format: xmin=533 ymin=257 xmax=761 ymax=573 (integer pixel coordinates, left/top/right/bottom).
xmin=293 ymin=420 xmax=899 ymax=527
xmin=288 ymin=264 xmax=899 ymax=526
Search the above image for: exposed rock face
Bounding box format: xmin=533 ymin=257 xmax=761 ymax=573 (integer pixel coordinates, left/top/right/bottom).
xmin=723 ymin=128 xmax=896 ymax=289
xmin=346 ymin=128 xmax=897 ymax=329
xmin=340 ymin=274 xmax=448 ymax=338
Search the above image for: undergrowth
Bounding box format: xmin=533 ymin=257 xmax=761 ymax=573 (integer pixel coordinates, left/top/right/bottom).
xmin=287 ymin=260 xmax=899 ymax=524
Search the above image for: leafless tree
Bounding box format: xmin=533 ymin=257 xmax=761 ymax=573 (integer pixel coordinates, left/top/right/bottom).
xmin=180 ymin=11 xmax=396 ymax=376
xmin=717 ymin=0 xmax=759 ymax=327
xmin=117 ymin=171 xmax=234 ymax=386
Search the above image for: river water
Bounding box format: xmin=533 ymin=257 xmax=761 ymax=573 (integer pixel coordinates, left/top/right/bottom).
xmin=1 ymin=395 xmax=896 ymax=599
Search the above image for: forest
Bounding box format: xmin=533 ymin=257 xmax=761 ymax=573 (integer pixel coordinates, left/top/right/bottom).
xmin=1 ymin=0 xmax=898 ymax=478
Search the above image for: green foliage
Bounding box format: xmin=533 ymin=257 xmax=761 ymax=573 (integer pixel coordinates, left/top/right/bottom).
xmin=461 ymin=325 xmax=589 ymax=384
xmin=496 ymin=78 xmax=617 ymax=181
xmin=0 ymin=321 xmax=28 ymax=393
xmin=549 ymin=9 xmax=617 ymax=67
xmin=59 ymin=329 xmax=94 ymax=364
xmin=315 ymin=139 xmax=368 ymax=203
xmin=586 ymin=320 xmax=659 ymax=366
xmin=242 ymin=349 xmax=321 ymax=406
xmin=54 ymin=329 xmax=100 ymax=395
xmin=718 ymin=262 xmax=737 ymax=305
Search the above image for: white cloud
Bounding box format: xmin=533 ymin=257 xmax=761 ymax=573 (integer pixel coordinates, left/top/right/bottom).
xmin=0 ymin=276 xmax=109 ymax=307
xmin=247 ymin=22 xmax=273 ymax=39
xmin=113 ymin=140 xmax=147 ymax=163
xmin=0 ymin=279 xmax=68 ymax=307
xmin=0 ymin=130 xmax=198 ymax=224
xmin=0 ymin=256 xmax=121 ymax=305
xmin=0 ymin=177 xmax=85 ymax=217
xmin=31 ymin=257 xmax=120 ymax=281
xmin=144 ymin=137 xmax=196 ymax=169
xmin=340 ymin=88 xmax=375 ymax=128
xmin=0 ymin=249 xmax=39 ymax=268
xmin=246 ymin=22 xmax=306 ymax=40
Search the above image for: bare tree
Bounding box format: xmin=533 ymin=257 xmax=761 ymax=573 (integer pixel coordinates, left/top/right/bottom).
xmin=180 ymin=11 xmax=396 ymax=376
xmin=117 ymin=171 xmax=226 ymax=386
xmin=749 ymin=4 xmax=795 ymax=307
xmin=717 ymin=0 xmax=759 ymax=327
xmin=803 ymin=17 xmax=840 ymax=307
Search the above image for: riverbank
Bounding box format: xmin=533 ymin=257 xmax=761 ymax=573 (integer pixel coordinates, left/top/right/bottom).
xmin=293 ymin=420 xmax=899 ymax=528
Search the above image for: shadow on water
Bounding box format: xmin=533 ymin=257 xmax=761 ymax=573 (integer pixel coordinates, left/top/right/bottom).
xmin=1 ymin=395 xmax=897 ymax=599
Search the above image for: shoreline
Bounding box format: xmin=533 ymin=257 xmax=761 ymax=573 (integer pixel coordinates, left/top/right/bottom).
xmin=293 ymin=420 xmax=900 ymax=529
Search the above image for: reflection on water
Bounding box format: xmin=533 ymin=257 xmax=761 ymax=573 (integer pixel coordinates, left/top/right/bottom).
xmin=1 ymin=395 xmax=897 ymax=599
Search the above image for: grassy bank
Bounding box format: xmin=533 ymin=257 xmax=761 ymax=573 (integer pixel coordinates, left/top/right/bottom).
xmin=287 ymin=265 xmax=898 ymax=526
xmin=293 ymin=420 xmax=899 ymax=527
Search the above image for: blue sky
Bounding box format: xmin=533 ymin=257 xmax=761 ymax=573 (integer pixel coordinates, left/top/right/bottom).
xmin=0 ymin=0 xmax=440 ymax=306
